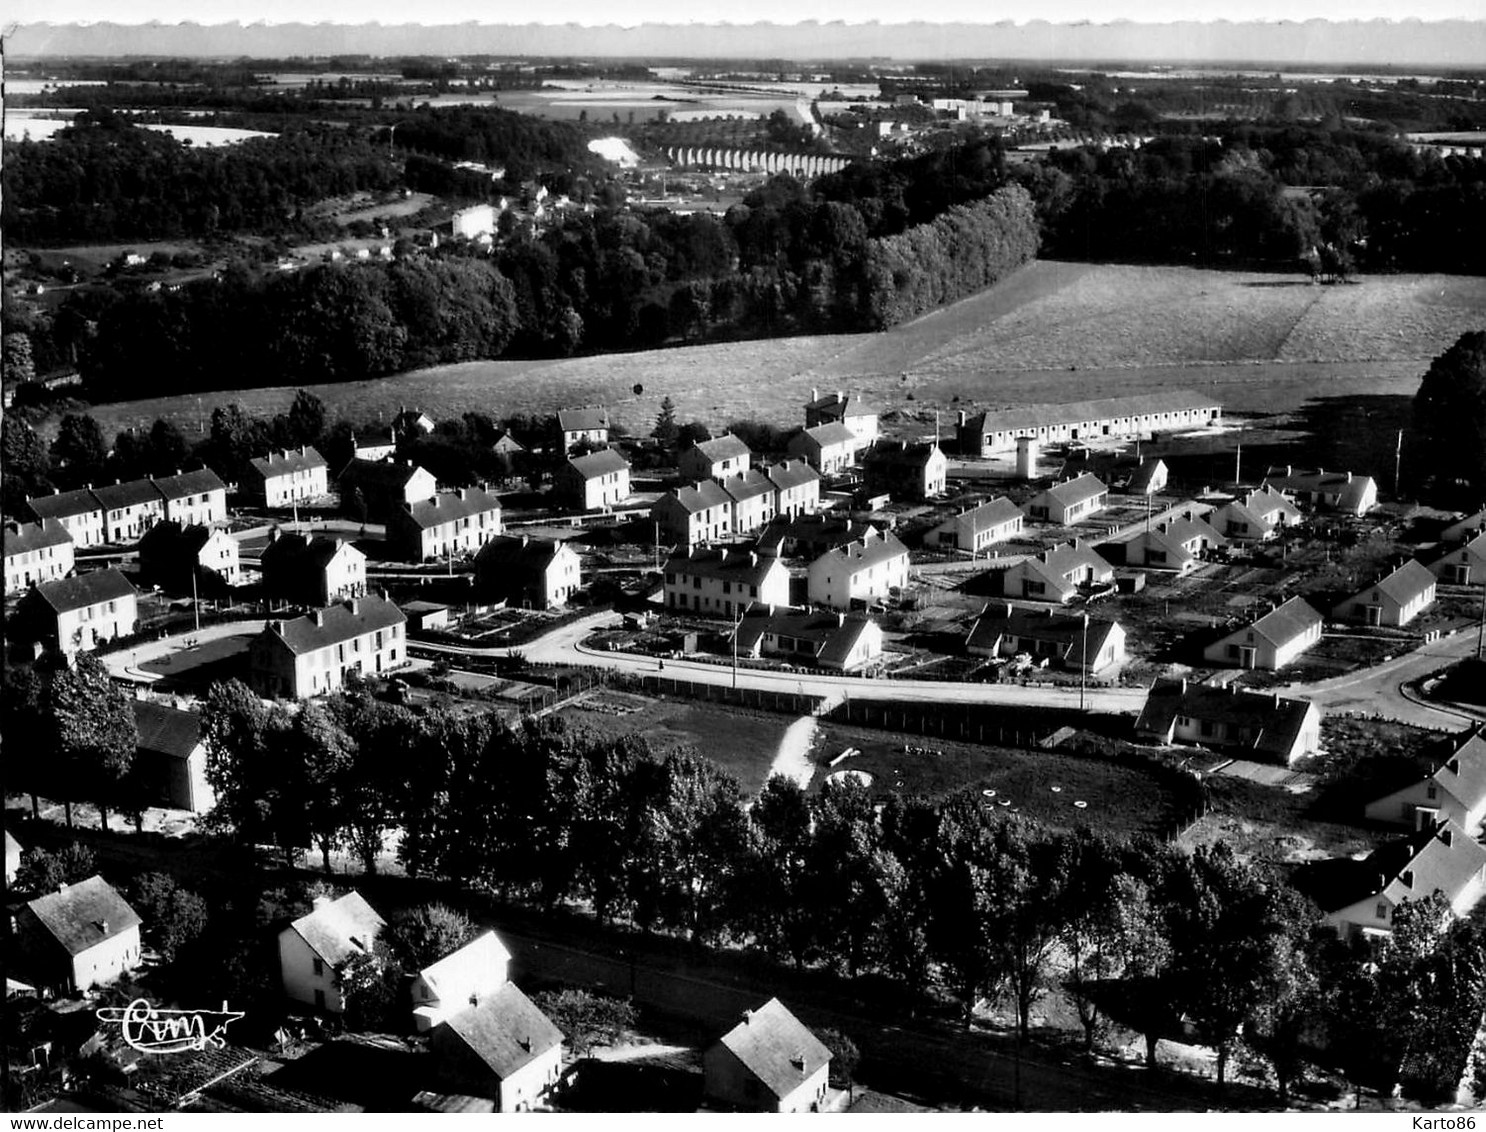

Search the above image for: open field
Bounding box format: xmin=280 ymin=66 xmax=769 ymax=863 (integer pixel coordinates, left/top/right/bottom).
xmin=79 ymin=262 xmax=1486 ymax=444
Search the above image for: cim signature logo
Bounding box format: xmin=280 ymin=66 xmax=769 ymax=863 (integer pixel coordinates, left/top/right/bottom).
xmin=95 ymin=999 xmax=245 ymax=1054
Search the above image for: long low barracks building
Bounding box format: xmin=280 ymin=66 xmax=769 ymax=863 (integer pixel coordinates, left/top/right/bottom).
xmin=958 ymin=392 xmax=1222 ymax=456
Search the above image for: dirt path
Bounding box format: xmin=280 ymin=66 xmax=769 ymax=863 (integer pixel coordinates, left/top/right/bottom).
xmin=767 ymin=716 xmax=819 ymax=789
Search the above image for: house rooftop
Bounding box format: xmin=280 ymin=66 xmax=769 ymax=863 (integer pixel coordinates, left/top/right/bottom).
xmin=864 ymin=440 xmax=941 ymax=470
xmin=399 ymin=487 xmax=502 ymax=531
xmin=1127 ymin=458 xmax=1168 ymax=494
xmin=133 ymin=701 xmax=201 ymax=762
xmin=152 ymin=468 xmax=227 ymax=501
xmin=26 ymin=487 xmax=102 ymax=522
xmin=1034 ymin=473 xmax=1108 ymax=509
xmin=666 ymin=546 xmax=781 ymax=587
xmin=439 ymin=983 xmax=564 ymax=1081
xmin=713 ymin=998 xmax=831 ymax=1101
xmin=734 ymin=604 xmax=876 ymax=666
xmin=818 ymin=529 xmax=909 ymax=573
xmin=963 ymin=390 xmax=1219 ymax=436
xmin=475 ymin=534 xmax=567 ymax=572
xmin=287 ymin=892 xmax=385 ymax=969
xmin=1233 ymin=595 xmax=1323 ymax=648
xmin=557 ymin=407 xmax=609 ymax=433
xmin=92 ymin=479 xmax=162 ymax=510
xmin=340 ymin=458 xmax=431 ymax=489
xmin=764 ymin=459 xmax=821 ymax=491
xmin=951 ymin=497 xmax=1024 ymax=533
xmin=1135 ymin=677 xmax=1317 ymax=764
xmin=688 ymin=434 xmax=752 ymax=463
xmin=419 ymin=931 xmax=513 ymax=1002
xmin=25 ymin=876 xmax=142 ymax=957
xmin=664 ymin=479 xmax=732 ymax=515
xmin=1355 ymin=559 xmax=1437 ymax=607
xmin=250 ymin=446 xmax=328 ymax=478
xmin=719 ymin=469 xmax=775 ymax=504
xmin=30 ymin=568 xmax=137 ymax=614
xmin=261 ymin=596 xmax=405 ymax=656
xmin=1312 ymin=819 xmax=1486 ymax=915
xmin=967 ymin=603 xmax=1122 ymax=667
xmin=4 ymin=518 xmax=73 ymax=556
xmin=568 ymin=449 xmax=630 ymax=479
xmin=798 ymin=422 xmax=859 ymax=448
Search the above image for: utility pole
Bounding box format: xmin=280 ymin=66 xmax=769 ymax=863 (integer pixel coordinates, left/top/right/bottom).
xmin=1477 ymin=578 xmax=1485 ymax=662
xmin=732 ymin=604 xmax=743 ymax=689
xmin=1394 ymin=429 xmax=1404 ymax=498
xmin=1080 ymin=613 xmax=1089 ymax=712
xmin=191 ymin=564 xmax=200 ymax=634
xmin=1234 ymin=440 xmax=1241 ymax=488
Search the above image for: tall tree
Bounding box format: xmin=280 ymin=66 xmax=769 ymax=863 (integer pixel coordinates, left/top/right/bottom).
xmin=128 ymin=872 xmax=209 ymax=965
xmin=651 ymin=396 xmax=678 ymax=444
xmin=285 ymin=389 xmax=328 ymax=448
xmin=295 ymin=702 xmax=356 ymax=873
xmin=146 ymin=419 xmax=192 ymax=474
xmin=49 ymin=413 xmax=108 ymax=483
xmin=1414 ymin=330 xmax=1486 ymax=498
xmin=746 ymin=774 xmax=819 ymax=968
xmin=384 ymin=903 xmax=477 ymax=970
xmin=51 ymin=654 xmax=138 ymax=829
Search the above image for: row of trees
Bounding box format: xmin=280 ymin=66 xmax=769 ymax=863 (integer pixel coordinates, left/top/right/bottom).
xmin=198 ymin=685 xmax=1486 ymax=1102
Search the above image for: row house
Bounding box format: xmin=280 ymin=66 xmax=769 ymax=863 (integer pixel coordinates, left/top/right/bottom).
xmin=248 ymin=595 xmax=407 ymax=699
xmin=1333 ymin=559 xmax=1437 ymax=628
xmin=664 ymin=547 xmax=791 ymax=619
xmin=557 ymin=449 xmax=631 ymax=511
xmin=1135 ymin=677 xmax=1322 ymax=766
xmin=804 ymin=388 xmax=878 ymax=446
xmin=245 ymin=446 xmax=330 ymax=507
xmin=1118 ymin=512 xmax=1227 ymax=572
xmin=475 ymin=535 xmax=582 ymax=609
xmin=152 ymin=468 xmax=228 ymax=527
xmin=1000 ymin=540 xmax=1114 ymax=604
xmin=388 ymin=487 xmax=504 ymax=562
xmin=787 ymin=422 xmax=859 ymax=476
xmin=805 ymin=528 xmax=910 ymax=610
xmin=653 ymin=480 xmax=733 ymax=551
xmin=1262 ymin=466 xmax=1379 ymax=516
xmin=23 ymin=471 xmax=226 ymax=549
xmin=925 ymin=497 xmax=1023 ymax=555
xmin=25 ymin=487 xmax=107 ymax=549
xmin=20 ymin=567 xmax=138 ymax=657
xmin=862 ymin=441 xmax=947 ymax=501
xmin=957 ymin=391 xmax=1222 ymax=456
xmin=260 ymin=531 xmax=367 ymax=607
xmin=765 ymin=459 xmax=822 ymax=520
xmin=338 ymin=458 xmax=438 ymax=524
xmin=1025 ymin=473 xmax=1108 ymax=526
xmin=3 ymin=518 xmax=74 ymax=594
xmin=1203 ymin=595 xmax=1323 ymax=671
xmin=966 ymin=603 xmax=1127 ymax=675
xmin=733 ymin=605 xmax=884 ymax=672
xmin=720 ymin=470 xmax=777 ymax=536
xmin=94 ymin=479 xmax=165 ymax=543
xmin=679 ymin=433 xmax=752 ymax=481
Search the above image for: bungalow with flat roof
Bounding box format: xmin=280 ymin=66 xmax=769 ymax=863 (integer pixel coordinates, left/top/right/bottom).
xmin=1024 ymin=474 xmax=1108 ymax=526
xmin=132 ymin=700 xmax=215 ymax=813
xmin=1334 ymin=559 xmax=1437 ymax=628
xmin=556 ymin=449 xmax=630 ymax=511
xmin=152 ymin=468 xmax=228 ymax=528
xmin=733 ymin=605 xmax=883 ymax=672
xmin=787 ymin=422 xmax=859 ymax=476
xmin=1203 ymin=595 xmax=1324 ymax=670
xmin=475 ymin=535 xmax=581 ymax=609
xmin=555 ymin=407 xmax=610 ymax=452
xmin=25 ymin=487 xmax=105 ymax=549
xmin=245 ymin=447 xmax=330 ymax=507
xmin=278 ymin=891 xmax=386 ymax=1013
xmin=1210 ymin=487 xmax=1302 ymax=543
xmin=1431 ymin=532 xmax=1486 ymax=587
xmin=429 ymin=984 xmax=564 ymax=1112
xmin=680 ymin=434 xmax=752 ymax=482
xmin=804 ymin=388 xmax=878 ymax=445
xmin=138 ymin=521 xmax=242 ymax=593
xmin=14 ymin=876 xmax=142 ymax=996
xmin=1126 ymin=458 xmax=1169 ymax=496
xmin=1263 ymin=466 xmax=1379 ymax=516
xmin=4 ymin=518 xmax=74 ymax=594
xmin=248 ymin=596 xmax=406 ymax=699
xmin=863 ymin=441 xmax=947 ymax=501
xmin=926 ymin=497 xmax=1024 ymax=555
xmin=957 ymin=391 xmax=1222 ymax=457
xmin=806 ymin=528 xmax=910 ymax=610
xmin=387 ymin=487 xmax=504 ymax=562
xmin=704 ymin=998 xmax=831 ymax=1113
xmin=719 ymin=470 xmax=777 ymax=535
xmin=20 ymin=568 xmax=138 ymax=657
xmin=1118 ymin=513 xmax=1227 ymax=573
xmin=338 ymin=458 xmax=438 ymax=524
xmin=999 ymin=541 xmax=1114 ymax=604
xmin=1134 ymin=677 xmax=1322 ymax=766
xmin=665 ymin=547 xmax=790 ymax=618
xmin=966 ymin=603 xmax=1127 ymax=674
xmin=93 ymin=479 xmax=166 ymax=544
xmin=765 ymin=459 xmax=822 ymax=519
xmin=412 ymin=931 xmax=513 ymax=1033
xmin=653 ymin=480 xmax=733 ymax=550
xmin=1366 ymin=728 xmax=1486 ymax=837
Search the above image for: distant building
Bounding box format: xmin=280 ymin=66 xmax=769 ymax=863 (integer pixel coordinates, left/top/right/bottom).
xmin=999 ymin=540 xmax=1114 ymax=604
xmin=1203 ymin=596 xmax=1324 ymax=671
xmin=93 ymin=479 xmax=166 ymax=544
xmin=555 ymin=407 xmax=610 ymax=453
xmin=152 ymin=468 xmax=229 ymax=528
xmin=787 ymin=422 xmax=859 ymax=476
xmin=1263 ymin=466 xmax=1379 ymax=516
xmin=679 ymin=434 xmax=752 ymax=482
xmin=338 ymin=459 xmax=438 ymax=524
xmin=1117 ymin=513 xmax=1227 ymax=573
xmin=925 ymin=497 xmax=1023 ymax=555
xmin=1126 ymin=458 xmax=1169 ymax=496
xmin=138 ymin=521 xmax=242 ymax=592
xmin=452 ymin=204 xmax=498 ymax=240
xmin=806 ymin=528 xmax=910 ymax=610
xmin=556 ymin=449 xmax=630 ymax=511
xmin=1431 ymin=532 xmax=1486 ymax=586
xmin=719 ymin=470 xmax=778 ymax=536
xmin=733 ymin=605 xmax=883 ymax=672
xmin=3 ymin=518 xmax=74 ymax=594
xmin=665 ymin=547 xmax=791 ymax=618
xmin=957 ymin=391 xmax=1222 ymax=457
xmin=387 ymin=487 xmax=504 ymax=562
xmin=248 ymin=596 xmax=407 ymax=699
xmin=764 ymin=459 xmax=822 ymax=519
xmin=1135 ymin=677 xmax=1322 ymax=766
xmin=703 ymin=998 xmax=831 ymax=1113
xmin=1210 ymin=487 xmax=1302 ymax=543
xmin=15 ymin=876 xmax=143 ymax=996
xmin=20 ymin=568 xmax=138 ymax=657
xmin=1318 ymin=820 xmax=1486 ymax=941
xmin=351 ymin=428 xmax=397 ymax=462
xmin=278 ymin=892 xmax=386 ymax=1013
xmin=803 ymin=388 xmax=878 ymax=446
xmin=862 ymin=440 xmax=947 ymax=501
xmin=260 ymin=532 xmax=367 ymax=607
xmin=412 ymin=931 xmax=512 ymax=1034
xmin=1024 ymin=473 xmax=1109 ymax=526
xmin=429 ymin=984 xmax=564 ymax=1113
xmin=653 ymin=481 xmax=733 ymax=550
xmin=966 ymin=603 xmax=1126 ymax=674
xmin=245 ymin=447 xmax=330 ymax=508
xmin=132 ymin=700 xmax=215 ymax=813
xmin=25 ymin=487 xmax=106 ymax=550
xmin=1333 ymin=559 xmax=1437 ymax=628
xmin=475 ymin=535 xmax=582 ymax=609
xmin=1366 ymin=727 xmax=1486 ymax=837
xmin=392 ymin=409 xmax=437 ymax=440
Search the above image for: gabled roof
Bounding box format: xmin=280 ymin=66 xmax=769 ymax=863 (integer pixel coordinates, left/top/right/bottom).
xmin=1237 ymin=485 xmax=1302 ymax=522
xmin=286 ymin=892 xmax=385 ymax=969
xmin=719 ymin=469 xmax=775 ymax=504
xmin=1160 ymin=513 xmax=1227 ymax=549
xmin=140 ymin=520 xmax=222 ymax=557
xmin=1441 ymin=508 xmax=1486 ymax=544
xmin=1022 ymin=541 xmax=1113 ymax=582
xmin=1135 ymin=677 xmax=1318 ymax=763
xmin=864 ymin=440 xmax=942 ymax=470
xmin=1351 ymin=559 xmax=1437 ymax=608
xmin=557 ymin=407 xmax=609 ymax=433
xmin=756 ymin=514 xmax=873 ymax=556
xmin=1225 ymin=596 xmax=1323 ymax=649
xmin=661 ymin=480 xmax=732 ymax=515
xmin=152 ymin=468 xmax=227 ymax=500
xmin=1316 ymin=820 xmax=1486 ymax=915
xmin=133 ymin=701 xmax=202 ymax=761
xmin=259 ymin=596 xmax=405 ymax=656
xmin=951 ymin=497 xmax=1023 ymax=534
xmin=93 ymin=479 xmax=162 ymax=510
xmin=4 ymin=518 xmax=73 ymax=557
xmin=816 ymin=530 xmax=909 ymax=573
xmin=31 ymin=568 xmax=136 ymax=613
xmin=1127 ymin=458 xmax=1168 ymax=494
xmin=963 ymin=390 xmax=1219 ymax=436
xmin=249 ymin=447 xmax=328 ymax=479
xmin=399 ymin=487 xmax=503 ymax=531
xmin=1032 ymin=473 xmax=1108 ymax=510
xmin=764 ymin=459 xmax=821 ymax=491
xmin=261 ymin=532 xmax=362 ymax=573
xmin=1263 ymin=467 xmax=1378 ymax=511
xmin=796 ymin=422 xmax=858 ymax=449
xmin=688 ymin=434 xmax=752 ymax=463
xmin=567 ymin=449 xmax=630 ymax=479
xmin=25 ymin=876 xmax=142 ymax=957
xmin=26 ymin=487 xmax=102 ymax=522
xmin=339 ymin=458 xmax=431 ymax=489
xmin=734 ymin=605 xmax=877 ymax=664
xmin=419 ymin=931 xmax=512 ymax=1000
xmin=1433 ymin=729 xmax=1486 ymax=814
xmin=439 ymin=983 xmax=563 ymax=1081
xmin=966 ymin=603 xmax=1122 ymax=667
xmin=713 ymin=999 xmax=831 ymax=1100
xmin=1441 ymin=532 xmax=1486 ymax=568
xmin=666 ymin=546 xmax=783 ymax=587
xmin=475 ymin=534 xmax=569 ymax=573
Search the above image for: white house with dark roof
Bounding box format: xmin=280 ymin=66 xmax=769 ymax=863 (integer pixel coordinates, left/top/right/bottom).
xmin=719 ymin=470 xmax=778 ymax=535
xmin=475 ymin=535 xmax=581 ymax=608
xmin=1333 ymin=559 xmax=1437 ymax=628
xmin=926 ymin=497 xmax=1024 ymax=555
xmin=1118 ymin=512 xmax=1227 ymax=573
xmin=21 ymin=568 xmax=138 ymax=656
xmin=679 ymin=433 xmax=752 ymax=481
xmin=1367 ymin=728 xmax=1486 ymax=836
xmin=139 ymin=521 xmax=242 ymax=592
xmin=278 ymin=891 xmax=386 ymax=1013
xmin=957 ymin=391 xmax=1222 ymax=456
xmin=1000 ymin=541 xmax=1114 ymax=604
xmin=15 ymin=876 xmax=142 ymax=995
xmin=245 ymin=447 xmax=330 ymax=507
xmin=1319 ymin=820 xmax=1486 ymax=941
xmin=93 ymin=479 xmax=166 ymax=543
xmin=704 ymin=998 xmax=831 ymax=1113
xmin=4 ymin=518 xmax=74 ymax=594
xmin=392 ymin=408 xmax=437 ymax=439
xmin=430 ymin=984 xmax=564 ymax=1112
xmin=248 ymin=596 xmax=407 ymax=699
xmin=260 ymin=532 xmax=366 ymax=607
xmin=152 ymin=468 xmax=228 ymax=527
xmin=25 ymin=487 xmax=105 ymax=549
xmin=412 ymin=931 xmax=513 ymax=1034
xmin=1441 ymin=508 xmax=1486 ymax=545
xmin=351 ymin=428 xmax=398 ymax=462
xmin=1135 ymin=677 xmax=1322 ymax=766
xmin=733 ymin=605 xmax=883 ymax=672
xmin=806 ymin=528 xmax=910 ymax=610
xmin=804 ymin=388 xmax=878 ymax=446
xmin=863 ymin=440 xmax=947 ymax=501
xmin=1211 ymin=487 xmax=1302 ymax=543
xmin=337 ymin=458 xmax=438 ymax=524
xmin=555 ymin=407 xmax=610 ymax=452
xmin=387 ymin=487 xmax=504 ymax=562
xmin=1126 ymin=458 xmax=1169 ymax=496
xmin=787 ymin=422 xmax=859 ymax=476
xmin=653 ymin=480 xmax=733 ymax=550
xmin=967 ymin=603 xmax=1127 ymax=675
xmin=556 ymin=449 xmax=630 ymax=511
xmin=132 ymin=700 xmax=214 ymax=813
xmin=1263 ymin=466 xmax=1379 ymax=516
xmin=1203 ymin=595 xmax=1323 ymax=670
xmin=1024 ymin=473 xmax=1109 ymax=526
xmin=765 ymin=459 xmax=822 ymax=519
xmin=1432 ymin=532 xmax=1486 ymax=586
xmin=665 ymin=547 xmax=791 ymax=617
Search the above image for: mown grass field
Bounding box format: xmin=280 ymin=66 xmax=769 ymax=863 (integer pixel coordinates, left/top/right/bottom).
xmin=80 ymin=262 xmax=1486 ymax=443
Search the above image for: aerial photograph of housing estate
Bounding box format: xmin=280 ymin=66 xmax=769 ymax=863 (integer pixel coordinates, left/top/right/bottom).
xmin=2 ymin=3 xmax=1485 ymax=1119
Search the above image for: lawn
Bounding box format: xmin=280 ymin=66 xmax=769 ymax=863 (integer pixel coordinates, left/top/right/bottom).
xmin=138 ymin=634 xmax=252 ymax=688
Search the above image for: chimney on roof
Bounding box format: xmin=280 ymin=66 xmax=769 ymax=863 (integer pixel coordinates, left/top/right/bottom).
xmin=313 ymin=610 xmax=325 ymax=627
xmin=791 ymin=1052 xmax=807 ymax=1072
xmin=741 ymin=1009 xmax=754 ymax=1025
xmin=811 ymin=387 xmax=818 ymax=402
xmin=749 ymin=552 xmax=758 ymax=567
xmin=1402 ymin=869 xmax=1414 ymax=888
xmin=96 ymin=919 xmax=108 ymax=935
xmin=347 ymin=598 xmax=360 ymax=616
xmin=837 ymin=390 xmax=844 ymax=403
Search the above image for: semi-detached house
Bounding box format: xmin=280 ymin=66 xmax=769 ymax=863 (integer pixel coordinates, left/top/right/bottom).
xmin=247 ymin=447 xmax=330 ymax=507
xmin=152 ymin=468 xmax=228 ymax=527
xmin=665 ymin=547 xmax=790 ymax=618
xmin=1000 ymin=540 xmax=1114 ymax=604
xmin=679 ymin=434 xmax=752 ymax=481
xmin=1366 ymin=728 xmax=1486 ymax=837
xmin=1024 ymin=473 xmax=1108 ymax=526
xmin=25 ymin=487 xmax=107 ymax=549
xmin=806 ymin=528 xmax=910 ymax=610
xmin=558 ymin=449 xmax=630 ymax=511
xmin=4 ymin=518 xmax=74 ymax=594
xmin=765 ymin=459 xmax=821 ymax=520
xmin=926 ymin=497 xmax=1024 ymax=555
xmin=719 ymin=470 xmax=777 ymax=536
xmin=1202 ymin=595 xmax=1323 ymax=671
xmin=1333 ymin=559 xmax=1437 ymax=628
xmin=387 ymin=487 xmax=504 ymax=562
xmin=248 ymin=595 xmax=406 ymax=699
xmin=653 ymin=480 xmax=733 ymax=550
xmin=21 ymin=567 xmax=138 ymax=656
xmin=93 ymin=479 xmax=166 ymax=543
xmin=787 ymin=422 xmax=859 ymax=476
